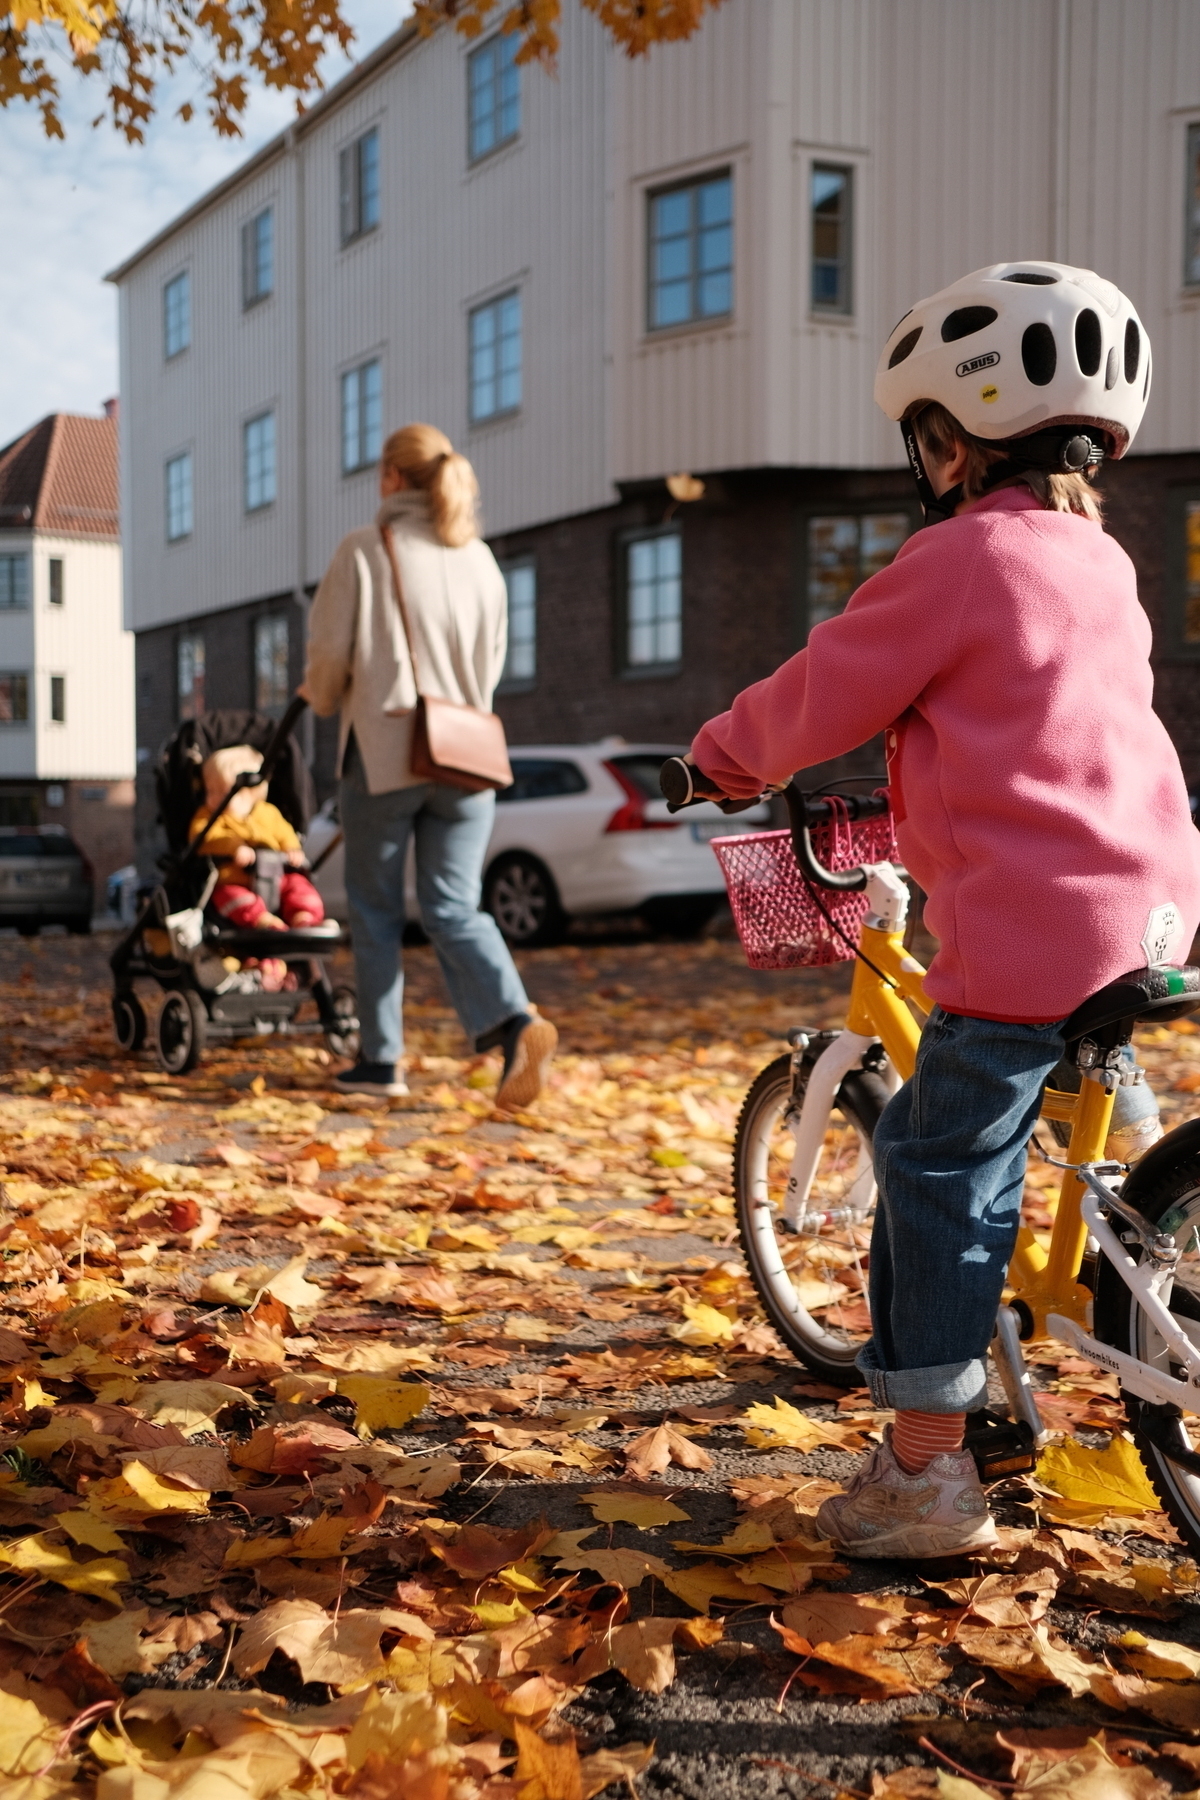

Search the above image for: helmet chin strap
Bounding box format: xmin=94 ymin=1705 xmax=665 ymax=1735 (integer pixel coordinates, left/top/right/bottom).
xmin=901 ymin=421 xmax=964 ymax=527
xmin=902 ymin=422 xmax=1107 ymax=527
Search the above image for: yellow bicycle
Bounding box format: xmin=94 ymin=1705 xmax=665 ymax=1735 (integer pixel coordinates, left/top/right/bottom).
xmin=660 ymin=763 xmax=1200 ymax=1552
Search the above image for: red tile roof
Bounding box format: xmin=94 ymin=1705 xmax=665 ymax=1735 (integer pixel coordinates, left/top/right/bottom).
xmin=0 ymin=414 xmax=119 ymax=539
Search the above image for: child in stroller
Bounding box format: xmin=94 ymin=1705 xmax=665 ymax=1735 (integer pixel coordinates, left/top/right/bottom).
xmin=110 ymin=700 xmax=358 ymax=1075
xmin=190 ymin=745 xmax=327 ymax=933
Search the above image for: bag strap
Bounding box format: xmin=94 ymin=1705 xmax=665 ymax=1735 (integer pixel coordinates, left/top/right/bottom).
xmin=380 ymin=523 xmax=423 ymax=698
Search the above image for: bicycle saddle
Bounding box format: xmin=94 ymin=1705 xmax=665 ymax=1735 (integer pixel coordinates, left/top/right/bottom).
xmin=1063 ymin=963 xmax=1200 ymax=1049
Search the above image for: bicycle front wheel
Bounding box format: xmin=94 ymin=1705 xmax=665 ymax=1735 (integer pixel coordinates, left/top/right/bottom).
xmin=1093 ymin=1132 xmax=1200 ymax=1555
xmin=734 ymin=1048 xmax=889 ymax=1384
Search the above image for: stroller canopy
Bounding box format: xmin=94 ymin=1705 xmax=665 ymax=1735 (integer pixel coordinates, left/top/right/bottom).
xmin=156 ymin=710 xmax=317 ymax=855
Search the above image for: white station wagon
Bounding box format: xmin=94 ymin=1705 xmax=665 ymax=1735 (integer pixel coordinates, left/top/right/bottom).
xmin=305 ymin=740 xmax=770 ymax=946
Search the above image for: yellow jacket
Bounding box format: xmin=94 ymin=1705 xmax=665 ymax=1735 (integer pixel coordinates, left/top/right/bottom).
xmin=189 ymin=800 xmax=300 ymax=885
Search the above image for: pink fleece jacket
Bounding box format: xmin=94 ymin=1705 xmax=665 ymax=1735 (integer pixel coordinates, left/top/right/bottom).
xmin=693 ymin=487 xmax=1200 ymax=1022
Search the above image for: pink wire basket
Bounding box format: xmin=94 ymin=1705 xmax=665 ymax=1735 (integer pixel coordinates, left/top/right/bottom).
xmin=711 ymin=798 xmax=899 ymax=971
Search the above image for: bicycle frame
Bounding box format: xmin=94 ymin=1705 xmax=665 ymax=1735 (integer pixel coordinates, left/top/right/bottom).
xmin=781 ymin=863 xmax=1200 ymax=1419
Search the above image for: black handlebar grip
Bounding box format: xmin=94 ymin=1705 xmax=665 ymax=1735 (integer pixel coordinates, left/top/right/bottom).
xmin=659 ymin=756 xmax=695 ymax=809
xmin=784 ymin=784 xmax=868 ymax=892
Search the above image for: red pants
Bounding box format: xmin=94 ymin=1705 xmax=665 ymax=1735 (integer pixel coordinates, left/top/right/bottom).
xmin=212 ymin=871 xmax=324 ymax=928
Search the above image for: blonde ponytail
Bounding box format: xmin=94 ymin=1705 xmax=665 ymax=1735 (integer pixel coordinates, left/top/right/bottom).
xmin=382 ymin=423 xmax=479 ymax=548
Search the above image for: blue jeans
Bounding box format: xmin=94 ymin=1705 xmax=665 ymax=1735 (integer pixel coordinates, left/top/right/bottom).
xmin=857 ymin=1007 xmax=1066 ymax=1414
xmin=340 ymin=743 xmax=530 ymax=1065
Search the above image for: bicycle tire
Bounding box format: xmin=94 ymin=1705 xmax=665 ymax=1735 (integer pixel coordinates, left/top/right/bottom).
xmin=1092 ymin=1126 xmax=1200 ymax=1556
xmin=734 ymin=1047 xmax=889 ymax=1384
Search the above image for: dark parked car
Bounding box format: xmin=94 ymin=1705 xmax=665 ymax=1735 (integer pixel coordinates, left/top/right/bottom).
xmin=0 ymin=828 xmax=93 ymax=935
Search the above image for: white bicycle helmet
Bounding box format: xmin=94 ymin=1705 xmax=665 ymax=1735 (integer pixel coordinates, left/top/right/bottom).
xmin=875 ymin=261 xmax=1151 ymax=522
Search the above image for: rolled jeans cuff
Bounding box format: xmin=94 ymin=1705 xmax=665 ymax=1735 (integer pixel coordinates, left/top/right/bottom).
xmin=855 ymin=1341 xmax=989 ymax=1414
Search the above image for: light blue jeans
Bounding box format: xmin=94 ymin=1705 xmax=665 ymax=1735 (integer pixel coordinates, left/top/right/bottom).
xmin=340 ymin=740 xmax=529 ymax=1065
xmin=857 ymin=1006 xmax=1067 ymax=1414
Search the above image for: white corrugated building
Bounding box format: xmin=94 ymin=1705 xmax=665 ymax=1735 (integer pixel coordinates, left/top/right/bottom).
xmin=109 ymin=0 xmax=1200 ymax=860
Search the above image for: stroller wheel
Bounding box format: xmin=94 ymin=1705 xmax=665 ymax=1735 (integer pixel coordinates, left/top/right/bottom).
xmin=325 ymin=984 xmax=361 ymax=1061
xmin=156 ymin=990 xmax=208 ymax=1075
xmin=113 ymin=992 xmax=147 ymax=1053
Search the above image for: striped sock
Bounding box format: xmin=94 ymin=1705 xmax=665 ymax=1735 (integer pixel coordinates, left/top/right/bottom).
xmin=891 ymin=1409 xmax=967 ymax=1475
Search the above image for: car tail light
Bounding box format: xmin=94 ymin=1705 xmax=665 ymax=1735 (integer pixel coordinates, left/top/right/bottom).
xmin=602 ymin=761 xmax=677 ymax=833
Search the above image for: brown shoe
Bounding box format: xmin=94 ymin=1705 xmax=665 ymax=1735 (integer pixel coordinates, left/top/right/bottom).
xmin=495 ymin=1012 xmax=557 ymax=1111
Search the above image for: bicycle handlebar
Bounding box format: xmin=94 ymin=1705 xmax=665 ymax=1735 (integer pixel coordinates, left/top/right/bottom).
xmin=658 ymin=758 xmax=890 ymax=892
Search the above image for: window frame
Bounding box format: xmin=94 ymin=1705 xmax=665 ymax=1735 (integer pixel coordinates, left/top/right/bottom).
xmin=0 ymin=673 xmax=30 ymax=725
xmin=254 ymin=613 xmax=291 ymax=717
xmin=467 ymin=30 xmax=521 ymax=164
xmin=810 ymin=161 xmax=854 ymax=318
xmin=49 ymin=675 xmax=65 ymax=725
xmin=177 ymin=632 xmax=206 ymax=721
xmin=0 ymin=553 xmax=30 ymax=611
xmin=794 ymin=501 xmax=919 ymax=648
xmin=243 ymin=409 xmax=278 ymax=513
xmin=468 ymin=288 xmax=523 ymax=426
xmin=339 ymin=127 xmax=381 ymax=247
xmin=48 ymin=558 xmax=63 ymax=607
xmin=1164 ymin=484 xmax=1200 ymax=659
xmin=340 ymin=357 xmax=384 ymax=475
xmin=165 ymin=451 xmax=194 ymax=544
xmin=616 ymin=524 xmax=684 ymax=679
xmin=497 ymin=553 xmax=536 ymax=692
xmin=163 ymin=269 xmax=191 ymax=360
xmin=242 ymin=206 xmax=275 ymax=309
xmin=645 ymin=168 xmax=734 ymax=335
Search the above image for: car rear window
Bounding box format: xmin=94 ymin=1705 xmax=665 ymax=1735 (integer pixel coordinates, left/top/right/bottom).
xmin=606 ymin=754 xmax=685 ymax=799
xmin=498 ymin=759 xmax=589 ymax=803
xmin=0 ymin=834 xmax=81 ymax=858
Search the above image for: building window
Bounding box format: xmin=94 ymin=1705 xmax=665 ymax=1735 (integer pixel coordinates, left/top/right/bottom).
xmin=805 ymin=512 xmax=910 ymax=631
xmin=244 ymin=411 xmax=277 ymax=512
xmin=622 ymin=529 xmax=682 ymax=672
xmin=469 ymin=290 xmax=522 ymax=424
xmin=468 ymin=32 xmax=520 ymax=162
xmin=48 ymin=558 xmax=63 ymax=606
xmin=254 ymin=615 xmax=290 ymax=717
xmin=647 ymin=171 xmax=733 ymax=331
xmin=49 ymin=676 xmax=65 ymax=724
xmin=242 ymin=207 xmax=274 ymax=307
xmin=165 ymin=452 xmax=193 ymax=542
xmin=341 ymin=360 xmax=384 ymax=474
xmin=811 ymin=164 xmax=853 ymax=313
xmin=164 ymin=270 xmax=191 ymax=358
xmin=178 ymin=634 xmax=205 ymax=720
xmin=0 ymin=674 xmax=29 ymax=723
xmin=0 ymin=554 xmax=30 ymax=610
xmin=339 ymin=127 xmax=381 ymax=245
xmin=499 ymin=556 xmax=536 ymax=687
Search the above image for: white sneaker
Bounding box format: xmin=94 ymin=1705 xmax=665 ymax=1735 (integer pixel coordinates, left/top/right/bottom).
xmin=815 ymin=1427 xmax=998 ymax=1560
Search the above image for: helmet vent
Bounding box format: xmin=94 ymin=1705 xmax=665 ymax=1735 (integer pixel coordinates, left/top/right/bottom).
xmin=1021 ymin=322 xmax=1058 ymax=386
xmin=1143 ymin=357 xmax=1151 ymax=402
xmin=887 ymin=326 xmax=923 ymax=368
xmin=941 ymin=306 xmax=998 ymax=342
xmin=1074 ymin=309 xmax=1102 ymax=377
xmin=1002 ymin=271 xmax=1059 ymax=285
xmin=1105 ymin=346 xmax=1119 ymax=390
xmin=1124 ymin=319 xmax=1141 ymax=384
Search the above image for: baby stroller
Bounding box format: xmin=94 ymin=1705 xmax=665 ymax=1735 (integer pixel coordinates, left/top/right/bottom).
xmin=110 ymin=698 xmax=359 ymax=1075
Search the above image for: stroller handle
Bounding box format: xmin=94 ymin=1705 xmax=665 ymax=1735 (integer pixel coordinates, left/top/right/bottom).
xmin=258 ymin=695 xmax=310 ymax=789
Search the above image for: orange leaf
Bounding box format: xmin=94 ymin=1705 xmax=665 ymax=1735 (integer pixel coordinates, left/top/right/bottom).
xmin=514 ymin=1720 xmax=584 ymax=1800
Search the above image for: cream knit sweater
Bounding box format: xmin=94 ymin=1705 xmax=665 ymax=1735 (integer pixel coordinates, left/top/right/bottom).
xmin=304 ymin=491 xmax=508 ymax=795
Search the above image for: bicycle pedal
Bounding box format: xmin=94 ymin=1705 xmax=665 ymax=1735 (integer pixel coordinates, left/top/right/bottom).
xmin=962 ymin=1408 xmax=1038 ymax=1481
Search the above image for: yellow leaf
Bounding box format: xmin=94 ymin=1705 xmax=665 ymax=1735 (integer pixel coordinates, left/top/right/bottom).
xmin=132 ymin=1380 xmax=246 ymax=1437
xmin=581 ymin=1490 xmax=690 ymax=1528
xmin=0 ymin=1689 xmax=63 ymax=1777
xmin=662 ymin=1560 xmax=775 ymax=1613
xmin=84 ymin=1606 xmax=176 ymax=1678
xmin=335 ymin=1376 xmax=429 ymax=1438
xmin=671 ymin=1519 xmax=776 ymax=1558
xmin=1036 ymin=1434 xmax=1161 ymax=1519
xmin=264 ymin=1254 xmax=325 ymax=1311
xmin=667 ymin=1299 xmax=735 ymax=1346
xmin=1122 ymin=1635 xmax=1200 ymax=1680
xmin=739 ymin=1396 xmax=862 ymax=1452
xmin=551 ymin=1541 xmax=672 ymax=1590
xmin=0 ymin=1533 xmax=128 ymax=1602
xmin=59 ymin=1511 xmax=126 ymax=1552
xmin=345 ymin=1688 xmax=447 ymax=1771
xmin=514 ymin=1719 xmax=584 ymax=1800
xmin=88 ymin=1461 xmax=210 ymax=1517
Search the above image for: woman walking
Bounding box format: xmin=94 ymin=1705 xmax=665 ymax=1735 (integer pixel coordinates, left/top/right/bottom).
xmin=304 ymin=422 xmax=556 ymax=1107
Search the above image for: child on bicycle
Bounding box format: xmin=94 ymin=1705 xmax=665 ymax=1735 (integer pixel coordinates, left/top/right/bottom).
xmin=688 ymin=263 xmax=1200 ymax=1558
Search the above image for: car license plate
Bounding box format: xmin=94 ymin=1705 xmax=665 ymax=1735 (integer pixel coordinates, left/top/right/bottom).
xmin=692 ymin=819 xmax=750 ymax=844
xmin=15 ymin=870 xmax=70 ymax=890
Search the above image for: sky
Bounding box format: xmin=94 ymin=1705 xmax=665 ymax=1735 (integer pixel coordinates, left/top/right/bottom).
xmin=0 ymin=2 xmax=401 ymax=448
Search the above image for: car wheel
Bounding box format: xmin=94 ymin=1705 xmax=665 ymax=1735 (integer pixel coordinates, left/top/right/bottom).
xmin=67 ymin=914 xmax=92 ymax=936
xmin=484 ymin=853 xmax=567 ymax=948
xmin=156 ymin=990 xmax=208 ymax=1075
xmin=641 ymin=895 xmax=723 ymax=938
xmin=113 ymin=991 xmax=147 ymax=1053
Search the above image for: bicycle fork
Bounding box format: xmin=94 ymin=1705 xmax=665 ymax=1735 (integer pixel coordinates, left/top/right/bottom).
xmin=781 ymin=1029 xmax=881 ymax=1233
